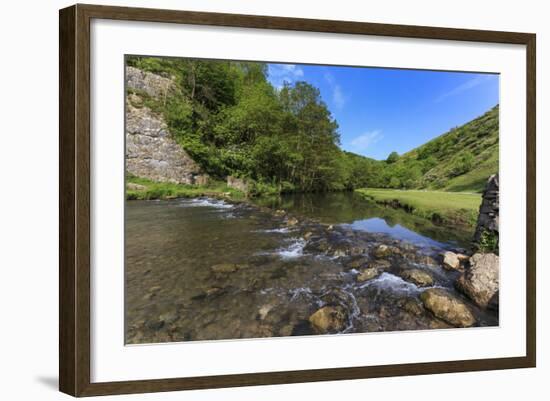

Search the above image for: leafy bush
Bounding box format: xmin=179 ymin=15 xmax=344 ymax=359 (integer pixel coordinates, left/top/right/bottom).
xmin=448 ymin=151 xmax=474 ymax=177
xmin=477 ymin=229 xmax=499 ymax=254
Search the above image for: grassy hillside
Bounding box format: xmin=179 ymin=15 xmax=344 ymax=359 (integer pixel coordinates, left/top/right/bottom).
xmin=391 ymin=105 xmax=499 ymax=192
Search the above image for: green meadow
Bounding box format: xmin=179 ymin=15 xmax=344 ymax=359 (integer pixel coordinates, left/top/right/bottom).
xmin=356 ymin=188 xmax=482 ymax=227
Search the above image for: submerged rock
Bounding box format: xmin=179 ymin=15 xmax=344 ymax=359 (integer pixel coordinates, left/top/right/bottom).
xmin=408 ymin=253 xmax=438 ymax=266
xmin=398 ymin=269 xmax=434 ymax=287
xmin=327 ymin=240 xmax=366 ymax=258
xmin=321 ymin=288 xmax=354 ymax=307
xmin=308 ymin=306 xmax=347 ymax=334
xmin=402 ymin=298 xmax=424 ymax=316
xmin=258 ymin=304 xmax=275 ymax=320
xmin=330 ymin=245 xmax=348 ymax=258
xmin=357 ymin=267 xmax=380 ymax=282
xmin=278 ymin=324 xmax=294 ymax=337
xmin=442 ymin=251 xmax=461 ymax=270
xmin=286 ymin=217 xmax=299 ymax=226
xmin=348 ymin=244 xmax=367 ymax=256
xmin=191 ymin=286 xmax=226 ymax=300
xmin=345 ymin=256 xmax=370 ymax=270
xmin=369 ymin=259 xmax=392 ymax=270
xmin=305 ymin=238 xmax=330 ymax=253
xmin=373 ymin=244 xmax=391 ymax=258
xmin=210 ymin=263 xmax=248 ymax=273
xmin=420 ymin=288 xmax=476 ymax=327
xmin=456 ymin=253 xmax=499 ymax=308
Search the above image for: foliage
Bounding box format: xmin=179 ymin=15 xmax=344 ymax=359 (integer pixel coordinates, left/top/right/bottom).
xmin=477 ymin=229 xmax=499 ymax=254
xmin=355 ymin=188 xmax=482 ymax=227
xmin=127 ymin=56 xmax=355 ymax=193
xmin=386 ymin=151 xmax=399 ymax=164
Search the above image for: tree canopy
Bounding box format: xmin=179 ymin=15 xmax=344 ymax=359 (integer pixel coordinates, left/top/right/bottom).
xmin=127 ymin=56 xmax=384 ymax=193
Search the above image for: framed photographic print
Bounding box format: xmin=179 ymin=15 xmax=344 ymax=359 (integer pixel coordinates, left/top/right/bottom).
xmin=59 ymin=4 xmax=536 ymax=397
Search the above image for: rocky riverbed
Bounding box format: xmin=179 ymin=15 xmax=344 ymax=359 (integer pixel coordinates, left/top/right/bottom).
xmin=125 ymin=196 xmax=498 ymax=344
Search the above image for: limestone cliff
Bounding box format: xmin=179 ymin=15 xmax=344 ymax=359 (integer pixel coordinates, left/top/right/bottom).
xmin=125 ymin=67 xmax=208 ymax=185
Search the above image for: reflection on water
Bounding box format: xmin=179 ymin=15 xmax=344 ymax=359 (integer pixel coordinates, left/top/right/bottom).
xmin=125 ymin=192 xmax=493 ymax=345
xmin=254 ymin=191 xmax=473 ymax=249
xmin=348 ymin=218 xmax=447 ymax=249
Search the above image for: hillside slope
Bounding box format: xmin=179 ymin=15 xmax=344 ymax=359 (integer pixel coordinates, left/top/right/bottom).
xmin=393 ymin=105 xmax=499 ymax=192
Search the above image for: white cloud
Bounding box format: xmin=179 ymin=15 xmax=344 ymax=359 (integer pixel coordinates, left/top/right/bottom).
xmin=332 ymin=85 xmax=345 ymax=109
xmin=349 ymin=130 xmax=383 ymax=151
xmin=324 ymin=72 xmax=346 ymax=110
xmin=436 ymin=74 xmax=495 ymax=103
xmin=268 ymin=64 xmax=304 ymax=89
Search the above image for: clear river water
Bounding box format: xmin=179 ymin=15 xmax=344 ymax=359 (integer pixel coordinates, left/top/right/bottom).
xmin=125 ymin=191 xmax=497 ymax=344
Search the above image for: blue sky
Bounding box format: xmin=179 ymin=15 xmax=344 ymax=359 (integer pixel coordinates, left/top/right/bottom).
xmin=267 ymin=63 xmax=499 ymax=160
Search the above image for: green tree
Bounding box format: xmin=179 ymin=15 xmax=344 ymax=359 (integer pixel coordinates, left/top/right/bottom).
xmin=386 ymin=151 xmax=399 ymax=164
xmin=389 ymin=177 xmax=401 ymax=188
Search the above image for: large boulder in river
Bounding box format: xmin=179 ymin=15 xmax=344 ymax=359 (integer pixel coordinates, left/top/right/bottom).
xmin=398 ymin=269 xmax=434 ymax=287
xmin=420 ymin=288 xmax=476 ymax=327
xmin=308 ymin=306 xmax=348 ymax=334
xmin=456 ymin=253 xmax=499 ymax=308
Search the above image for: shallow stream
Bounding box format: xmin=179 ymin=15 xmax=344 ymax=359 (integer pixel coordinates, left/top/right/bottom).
xmin=125 ymin=192 xmax=497 ymax=344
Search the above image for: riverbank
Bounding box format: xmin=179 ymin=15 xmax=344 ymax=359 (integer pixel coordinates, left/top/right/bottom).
xmin=355 ymin=188 xmax=481 ymax=227
xmin=126 ymin=176 xmax=246 ymax=200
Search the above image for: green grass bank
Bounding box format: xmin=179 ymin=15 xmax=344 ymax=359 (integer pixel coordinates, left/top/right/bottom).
xmin=126 ymin=176 xmax=245 ymax=201
xmin=355 ymin=188 xmax=482 ymax=227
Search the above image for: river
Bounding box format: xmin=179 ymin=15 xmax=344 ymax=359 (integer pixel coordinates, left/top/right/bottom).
xmin=125 ymin=192 xmax=497 ymax=344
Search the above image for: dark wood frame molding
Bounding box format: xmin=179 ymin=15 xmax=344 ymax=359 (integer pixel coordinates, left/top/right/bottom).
xmin=59 ymin=3 xmax=536 ymax=397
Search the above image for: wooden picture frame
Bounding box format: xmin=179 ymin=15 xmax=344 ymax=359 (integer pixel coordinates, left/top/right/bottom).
xmin=59 ymin=3 xmax=536 ymax=397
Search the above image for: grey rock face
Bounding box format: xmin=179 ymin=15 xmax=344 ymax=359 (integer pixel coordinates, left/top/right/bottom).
xmin=474 ymin=174 xmax=499 ymax=244
xmin=125 ymin=67 xmax=208 ymax=185
xmin=126 ymin=66 xmax=174 ymax=98
xmin=456 ymin=253 xmax=499 ymax=309
xmin=227 ymin=176 xmax=249 ymax=193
